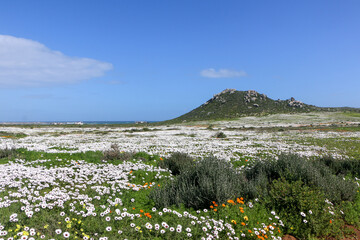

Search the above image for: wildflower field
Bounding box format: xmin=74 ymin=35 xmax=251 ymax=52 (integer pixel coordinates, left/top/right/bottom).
xmin=1 ymin=112 xmax=360 ymax=240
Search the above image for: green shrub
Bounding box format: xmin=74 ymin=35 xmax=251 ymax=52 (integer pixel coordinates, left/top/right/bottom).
xmin=244 ymin=154 xmax=358 ymax=203
xmin=103 ymin=144 xmax=134 ymax=162
xmin=341 ymin=191 xmax=360 ymax=227
xmin=266 ymin=178 xmax=341 ymax=239
xmin=213 ymin=132 xmax=227 ymax=138
xmin=0 ymin=147 xmax=17 ymax=159
xmin=318 ymin=156 xmax=360 ymax=178
xmin=151 ymin=156 xmax=245 ymax=209
xmin=158 ymin=152 xmax=194 ymax=175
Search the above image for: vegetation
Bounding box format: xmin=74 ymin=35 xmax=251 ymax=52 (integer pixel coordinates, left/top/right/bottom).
xmin=167 ymin=90 xmax=318 ymax=122
xmin=158 ymin=152 xmax=194 ymax=175
xmin=151 ymin=153 xmax=360 ymax=239
xmin=102 ymin=144 xmax=135 ymax=162
xmin=213 ymin=131 xmax=227 ymax=138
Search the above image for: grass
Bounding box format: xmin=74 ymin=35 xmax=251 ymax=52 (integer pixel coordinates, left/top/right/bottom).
xmin=0 ymin=131 xmax=27 ymax=138
xmin=292 ymin=137 xmax=360 ymax=159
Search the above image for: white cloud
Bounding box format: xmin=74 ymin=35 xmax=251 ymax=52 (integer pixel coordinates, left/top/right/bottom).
xmin=0 ymin=35 xmax=113 ymax=87
xmin=200 ymin=68 xmax=247 ymax=78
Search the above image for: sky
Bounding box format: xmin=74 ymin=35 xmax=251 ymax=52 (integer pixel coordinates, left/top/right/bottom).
xmin=0 ymin=0 xmax=359 ymax=121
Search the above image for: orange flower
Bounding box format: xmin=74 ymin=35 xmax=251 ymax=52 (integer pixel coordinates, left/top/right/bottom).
xmin=140 ymin=209 xmax=144 ymax=213
xmin=159 ymin=157 xmax=163 ymax=160
xmin=241 ymin=222 xmax=246 ymax=226
xmin=248 ymin=230 xmax=252 ymax=233
xmin=210 ymin=205 xmax=214 ymax=209
xmin=227 ymin=200 xmax=235 ymax=204
xmin=213 ymin=209 xmax=217 ymax=212
xmin=222 ymin=204 xmax=226 ymax=207
xmin=214 ymin=203 xmax=218 ymax=207
xmin=330 ymin=220 xmax=332 ymax=224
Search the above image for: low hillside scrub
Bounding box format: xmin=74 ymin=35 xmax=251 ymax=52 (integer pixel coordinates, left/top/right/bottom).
xmin=244 ymin=154 xmax=358 ymax=203
xmin=151 ymin=156 xmax=245 ymax=209
xmin=158 ymin=152 xmax=195 ymax=175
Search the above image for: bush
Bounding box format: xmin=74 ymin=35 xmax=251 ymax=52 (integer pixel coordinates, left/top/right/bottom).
xmin=318 ymin=156 xmax=360 ymax=178
xmin=151 ymin=156 xmax=245 ymax=209
xmin=158 ymin=152 xmax=194 ymax=175
xmin=0 ymin=147 xmax=17 ymax=159
xmin=266 ymin=178 xmax=340 ymax=239
xmin=103 ymin=144 xmax=134 ymax=162
xmin=244 ymin=154 xmax=358 ymax=203
xmin=213 ymin=132 xmax=227 ymax=138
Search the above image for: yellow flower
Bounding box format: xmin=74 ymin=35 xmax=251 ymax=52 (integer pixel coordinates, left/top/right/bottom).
xmin=23 ymin=231 xmax=29 ymax=236
xmin=44 ymin=225 xmax=49 ymax=229
xmin=244 ymin=216 xmax=249 ymax=221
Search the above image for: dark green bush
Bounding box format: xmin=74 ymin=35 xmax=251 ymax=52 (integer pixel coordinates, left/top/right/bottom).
xmin=266 ymin=178 xmax=340 ymax=239
xmin=213 ymin=132 xmax=227 ymax=138
xmin=151 ymin=156 xmax=245 ymax=209
xmin=158 ymin=152 xmax=194 ymax=175
xmin=317 ymin=156 xmax=360 ymax=178
xmin=244 ymin=154 xmax=358 ymax=203
xmin=103 ymin=144 xmax=134 ymax=162
xmin=0 ymin=147 xmax=17 ymax=159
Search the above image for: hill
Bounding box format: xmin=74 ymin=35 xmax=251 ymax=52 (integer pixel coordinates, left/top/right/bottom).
xmin=167 ymin=89 xmax=325 ymax=123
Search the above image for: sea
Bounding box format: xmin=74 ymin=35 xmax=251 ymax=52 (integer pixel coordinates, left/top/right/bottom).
xmin=0 ymin=121 xmax=158 ymax=125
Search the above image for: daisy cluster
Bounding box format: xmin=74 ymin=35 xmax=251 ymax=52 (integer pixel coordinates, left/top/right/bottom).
xmin=0 ymin=153 xmax=285 ymax=239
xmin=2 ymin=121 xmax=358 ymax=161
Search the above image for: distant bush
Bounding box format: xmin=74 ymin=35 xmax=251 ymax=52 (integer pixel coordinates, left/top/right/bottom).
xmin=151 ymin=156 xmax=245 ymax=209
xmin=213 ymin=132 xmax=227 ymax=138
xmin=103 ymin=144 xmax=134 ymax=162
xmin=158 ymin=152 xmax=194 ymax=175
xmin=0 ymin=147 xmax=17 ymax=159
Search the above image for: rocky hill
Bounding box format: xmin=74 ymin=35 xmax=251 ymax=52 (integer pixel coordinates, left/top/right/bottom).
xmin=168 ymin=89 xmax=322 ymax=122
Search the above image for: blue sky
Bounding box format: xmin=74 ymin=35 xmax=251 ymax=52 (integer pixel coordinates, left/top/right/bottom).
xmin=0 ymin=0 xmax=359 ymax=121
